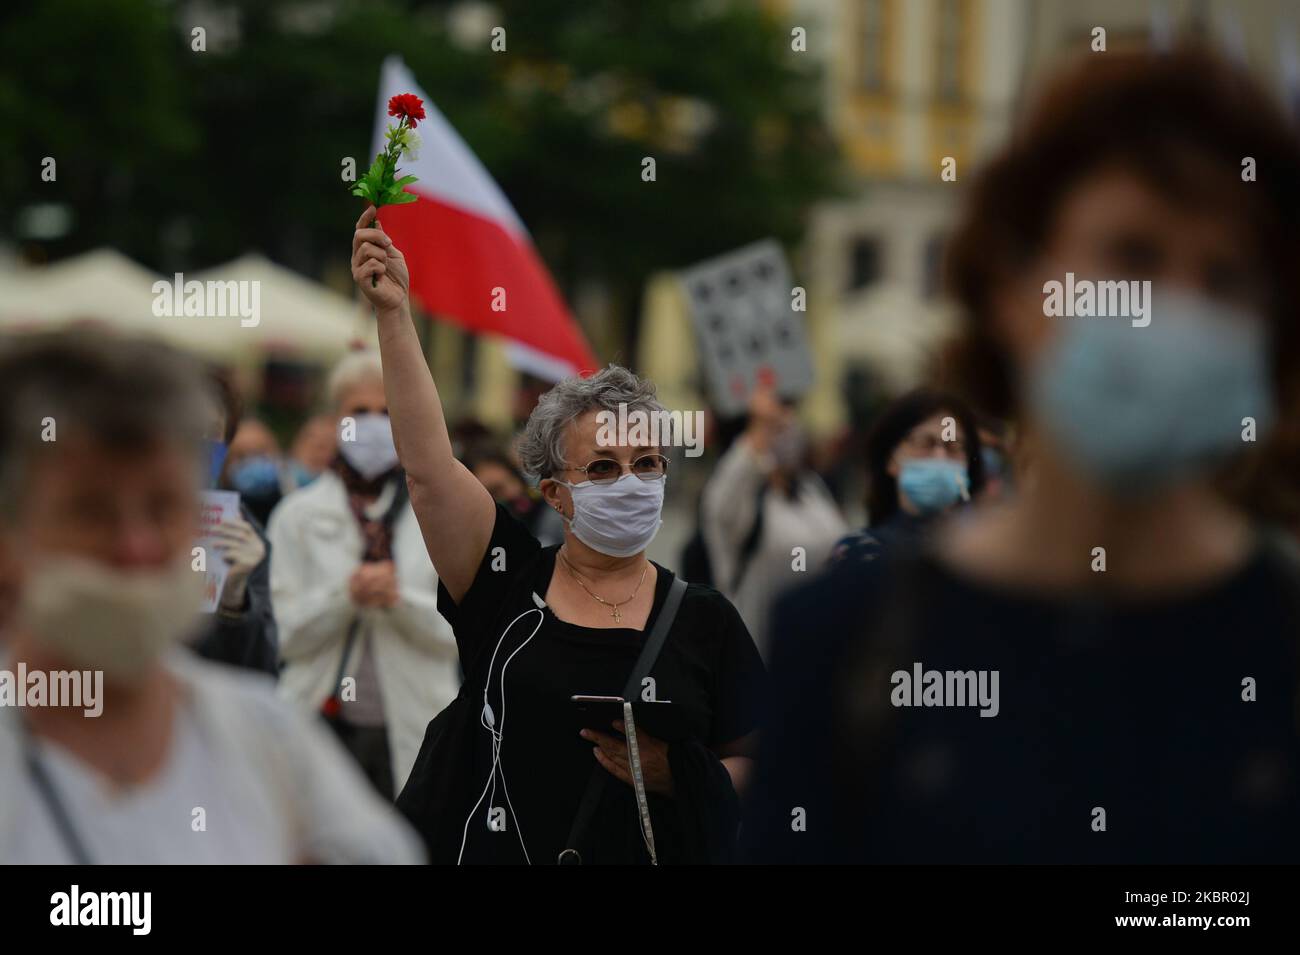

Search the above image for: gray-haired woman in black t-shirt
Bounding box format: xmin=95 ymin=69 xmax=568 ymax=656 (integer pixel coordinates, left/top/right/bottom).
xmin=350 ymin=208 xmax=764 ymax=863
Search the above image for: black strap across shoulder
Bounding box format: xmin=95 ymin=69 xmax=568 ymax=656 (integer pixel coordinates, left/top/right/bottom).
xmin=557 ymin=574 xmax=688 ymax=864
xmin=22 ymin=731 xmax=93 ymax=865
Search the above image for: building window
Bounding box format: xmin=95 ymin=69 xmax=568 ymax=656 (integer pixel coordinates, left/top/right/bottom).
xmin=935 ymin=0 xmax=967 ymax=104
xmin=848 ymin=236 xmax=882 ymax=292
xmin=857 ymin=0 xmax=888 ymax=92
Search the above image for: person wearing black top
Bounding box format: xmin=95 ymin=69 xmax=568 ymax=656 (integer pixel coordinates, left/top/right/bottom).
xmin=190 ymin=501 xmax=278 ymax=676
xmin=746 ymin=48 xmax=1300 ymax=864
xmin=349 ymin=207 xmax=765 ymax=864
xmin=190 ymin=369 xmax=279 ymax=677
xmin=417 ymin=500 xmax=761 ymax=863
xmin=461 ymin=443 xmax=567 ymax=546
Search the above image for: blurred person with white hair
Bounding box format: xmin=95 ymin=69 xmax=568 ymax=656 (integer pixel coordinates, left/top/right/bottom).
xmin=268 ymin=350 xmax=459 ymax=799
xmin=0 ymin=330 xmax=421 ymax=863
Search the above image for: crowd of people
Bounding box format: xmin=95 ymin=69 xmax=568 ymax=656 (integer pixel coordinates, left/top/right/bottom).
xmin=2 ymin=46 xmax=1300 ymax=864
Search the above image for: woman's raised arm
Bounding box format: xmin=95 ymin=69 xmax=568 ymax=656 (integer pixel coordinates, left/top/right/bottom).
xmin=351 ymin=206 xmax=496 ymax=602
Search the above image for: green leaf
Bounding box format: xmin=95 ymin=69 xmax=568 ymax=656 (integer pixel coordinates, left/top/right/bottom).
xmin=381 ymin=177 xmax=417 ymax=202
xmin=393 ymin=175 xmax=418 ymax=188
xmin=387 ymin=191 xmax=418 ymax=205
xmin=362 ymin=162 xmax=389 ymax=195
xmin=364 ymin=154 xmax=386 ymax=180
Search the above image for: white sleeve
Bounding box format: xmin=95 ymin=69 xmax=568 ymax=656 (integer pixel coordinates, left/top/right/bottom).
xmin=267 ymin=692 xmax=425 ymax=864
xmin=267 ymin=505 xmax=357 ymax=663
xmin=385 ymin=510 xmax=458 ymax=658
xmin=387 ymin=582 xmax=457 ymax=658
xmin=700 ymin=437 xmax=773 ymax=596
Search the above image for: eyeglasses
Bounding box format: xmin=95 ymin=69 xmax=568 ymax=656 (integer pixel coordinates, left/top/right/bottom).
xmin=561 ymin=453 xmax=669 ymax=484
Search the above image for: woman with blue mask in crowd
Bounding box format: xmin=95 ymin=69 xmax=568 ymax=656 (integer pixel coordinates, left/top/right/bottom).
xmin=829 ymin=389 xmax=985 ymax=566
xmin=185 ymin=369 xmax=279 ymax=677
xmin=747 ymin=47 xmax=1300 ymax=864
xmin=349 ymin=207 xmax=765 ymax=864
xmin=222 ymin=419 xmax=289 ymax=526
xmin=269 ymin=351 xmax=460 ymax=800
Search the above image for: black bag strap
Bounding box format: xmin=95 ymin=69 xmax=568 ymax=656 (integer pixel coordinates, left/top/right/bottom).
xmin=22 ymin=729 xmax=93 ymax=864
xmin=558 ymin=574 xmax=688 ymax=864
xmin=617 ymin=576 xmax=687 ymax=700
xmin=330 ymin=620 xmax=362 ymax=699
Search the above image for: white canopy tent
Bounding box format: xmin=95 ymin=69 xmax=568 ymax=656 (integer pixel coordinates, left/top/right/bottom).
xmin=190 ymin=253 xmax=370 ymax=359
xmin=0 ymin=247 xmax=172 ymax=333
xmin=0 ymin=248 xmax=370 ymax=362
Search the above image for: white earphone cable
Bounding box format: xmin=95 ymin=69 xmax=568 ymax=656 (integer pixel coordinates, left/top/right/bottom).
xmin=457 ymin=604 xmax=544 ymax=865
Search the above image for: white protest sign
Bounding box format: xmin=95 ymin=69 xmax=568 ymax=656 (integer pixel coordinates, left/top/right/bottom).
xmin=678 ymin=239 xmax=814 ymax=417
xmin=197 ymin=490 xmax=241 ymax=613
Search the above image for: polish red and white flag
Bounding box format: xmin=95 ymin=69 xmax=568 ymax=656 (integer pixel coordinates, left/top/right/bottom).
xmin=369 ymin=56 xmax=597 ymax=380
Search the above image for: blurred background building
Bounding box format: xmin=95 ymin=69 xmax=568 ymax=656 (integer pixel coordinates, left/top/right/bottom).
xmin=639 ymin=0 xmax=1300 ymax=442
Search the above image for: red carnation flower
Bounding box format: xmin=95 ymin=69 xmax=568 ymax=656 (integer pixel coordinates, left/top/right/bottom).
xmin=387 ymin=93 xmax=426 ymax=128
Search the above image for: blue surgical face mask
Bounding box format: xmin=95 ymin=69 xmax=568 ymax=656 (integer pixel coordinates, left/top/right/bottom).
xmin=981 ymin=446 xmax=1006 ymax=480
xmin=206 ymin=440 xmax=228 ymax=489
xmin=980 ymin=445 xmax=1013 ymax=497
xmin=1026 ymin=289 xmax=1273 ymax=494
xmin=290 ymin=463 xmax=321 ymax=488
xmin=229 ymin=455 xmax=281 ymax=498
xmin=898 ymin=458 xmax=969 ymax=515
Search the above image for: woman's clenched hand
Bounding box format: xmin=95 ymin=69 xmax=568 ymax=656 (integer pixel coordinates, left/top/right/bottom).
xmin=582 ymin=721 xmax=675 ymax=798
xmin=352 ymin=206 xmax=410 ymax=314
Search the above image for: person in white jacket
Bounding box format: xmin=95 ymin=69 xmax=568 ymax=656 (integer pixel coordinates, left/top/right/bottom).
xmin=701 ymin=385 xmax=847 ymax=660
xmin=0 ymin=330 xmax=420 ymax=864
xmin=269 ymin=351 xmax=459 ymax=798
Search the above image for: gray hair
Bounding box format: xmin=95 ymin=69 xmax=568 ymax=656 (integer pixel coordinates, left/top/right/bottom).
xmin=0 ymin=329 xmax=210 ymax=519
xmin=327 ymin=350 xmax=384 ymax=409
xmin=517 ymin=364 xmax=665 ymax=480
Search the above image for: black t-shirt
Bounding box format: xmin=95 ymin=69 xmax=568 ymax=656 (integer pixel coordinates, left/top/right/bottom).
xmin=437 ymin=503 xmax=765 ymax=864
xmin=746 ymin=534 xmax=1300 ymax=863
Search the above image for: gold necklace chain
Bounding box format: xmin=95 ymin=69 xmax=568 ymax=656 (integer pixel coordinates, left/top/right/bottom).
xmin=557 ymin=550 xmax=649 ymax=623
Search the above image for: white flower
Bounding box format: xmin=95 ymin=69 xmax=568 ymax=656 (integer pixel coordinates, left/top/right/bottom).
xmin=399 ymin=128 xmax=421 ymax=161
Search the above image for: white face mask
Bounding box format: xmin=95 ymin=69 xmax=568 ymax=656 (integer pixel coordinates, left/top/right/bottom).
xmin=338 ymin=413 xmax=399 ymax=480
xmin=556 ymin=473 xmax=666 ymax=558
xmin=16 ymin=555 xmax=205 ymax=684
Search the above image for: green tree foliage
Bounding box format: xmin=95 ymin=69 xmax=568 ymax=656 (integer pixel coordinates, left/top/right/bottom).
xmin=0 ymin=0 xmax=841 ymax=354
